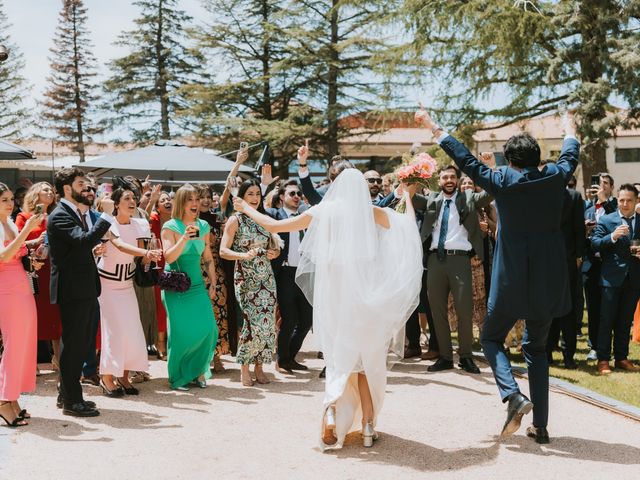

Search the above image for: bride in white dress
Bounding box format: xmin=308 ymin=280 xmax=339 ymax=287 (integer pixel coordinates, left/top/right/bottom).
xmin=233 ymin=164 xmax=422 ymax=450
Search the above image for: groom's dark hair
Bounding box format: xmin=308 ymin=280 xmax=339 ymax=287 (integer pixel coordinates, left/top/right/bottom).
xmin=503 ymin=133 xmax=541 ymax=169
xmin=328 ymin=160 xmax=355 ymax=181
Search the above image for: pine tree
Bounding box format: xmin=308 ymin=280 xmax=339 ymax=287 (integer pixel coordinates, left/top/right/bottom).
xmin=42 ymin=0 xmax=101 ymax=162
xmin=0 ymin=0 xmax=31 ymax=139
xmin=403 ymin=0 xmax=640 ymax=187
xmin=182 ymin=0 xmax=317 ymax=164
xmin=104 ymin=0 xmax=205 ymax=142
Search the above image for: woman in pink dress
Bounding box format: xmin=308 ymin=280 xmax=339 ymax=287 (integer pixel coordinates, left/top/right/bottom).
xmin=15 ymin=182 xmax=62 ymax=368
xmin=0 ymin=182 xmax=44 ymax=427
xmin=97 ymin=187 xmax=162 ymax=397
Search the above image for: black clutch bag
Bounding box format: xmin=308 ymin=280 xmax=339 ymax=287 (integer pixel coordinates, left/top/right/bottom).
xmin=134 ymin=257 xmax=159 ymax=288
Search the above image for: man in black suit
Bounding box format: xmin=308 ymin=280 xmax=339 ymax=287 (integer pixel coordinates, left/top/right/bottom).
xmin=407 ymin=165 xmax=492 ymax=374
xmin=591 ymin=184 xmax=640 ymax=374
xmin=267 ymin=180 xmax=313 ymax=373
xmin=47 ymin=168 xmax=116 ymax=417
xmin=546 ymin=181 xmax=585 ymax=369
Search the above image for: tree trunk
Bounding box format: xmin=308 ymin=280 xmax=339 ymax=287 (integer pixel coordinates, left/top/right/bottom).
xmin=261 ymin=0 xmax=272 ymax=121
xmin=156 ymin=0 xmax=170 ymax=139
xmin=326 ymin=0 xmax=339 ymax=158
xmin=71 ymin=4 xmax=85 ymax=162
xmin=577 ymin=0 xmax=609 ymax=190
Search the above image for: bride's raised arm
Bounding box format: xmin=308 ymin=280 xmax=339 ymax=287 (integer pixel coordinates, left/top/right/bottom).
xmin=233 ymin=197 xmax=312 ymax=233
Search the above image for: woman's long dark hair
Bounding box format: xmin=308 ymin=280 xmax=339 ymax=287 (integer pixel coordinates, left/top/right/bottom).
xmin=237 ymin=178 xmax=266 ymax=214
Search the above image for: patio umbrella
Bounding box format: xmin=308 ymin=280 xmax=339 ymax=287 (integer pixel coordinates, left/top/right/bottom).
xmin=74 ymin=140 xmax=254 ymax=183
xmin=0 ymin=139 xmax=35 ymax=160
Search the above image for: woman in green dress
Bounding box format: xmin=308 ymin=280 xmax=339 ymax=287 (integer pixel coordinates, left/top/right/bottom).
xmin=161 ymin=184 xmax=218 ymax=390
xmin=220 ymin=179 xmax=279 ymax=387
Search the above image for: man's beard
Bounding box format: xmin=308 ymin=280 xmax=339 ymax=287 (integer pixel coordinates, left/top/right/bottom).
xmin=72 ymin=189 xmax=93 ymax=207
xmin=441 ymin=184 xmax=456 ymax=195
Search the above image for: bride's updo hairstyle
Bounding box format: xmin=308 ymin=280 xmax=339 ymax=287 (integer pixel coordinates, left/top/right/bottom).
xmin=328 ymin=160 xmax=355 ymax=181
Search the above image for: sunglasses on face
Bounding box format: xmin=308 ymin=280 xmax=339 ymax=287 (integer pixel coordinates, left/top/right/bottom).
xmin=84 ymin=186 xmax=96 ymax=193
xmin=287 ymin=191 xmax=303 ymax=198
xmin=367 ymin=178 xmax=382 ymax=185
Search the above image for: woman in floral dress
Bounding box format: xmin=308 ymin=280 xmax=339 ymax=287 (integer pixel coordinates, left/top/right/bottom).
xmin=220 ymin=179 xmax=279 ymax=387
xmin=196 ymin=184 xmax=230 ymax=373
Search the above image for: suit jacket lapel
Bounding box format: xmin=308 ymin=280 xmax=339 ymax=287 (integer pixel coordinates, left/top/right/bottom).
xmin=59 ymin=202 xmax=84 ymax=229
xmin=434 ymin=193 xmax=444 ymax=219
xmin=456 ymin=192 xmax=468 ymax=224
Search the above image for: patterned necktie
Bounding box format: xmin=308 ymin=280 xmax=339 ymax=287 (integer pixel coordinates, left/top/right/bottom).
xmin=77 ymin=209 xmax=88 ymax=232
xmin=437 ymin=199 xmax=451 ymax=260
xmin=623 ymin=217 xmax=633 ymax=238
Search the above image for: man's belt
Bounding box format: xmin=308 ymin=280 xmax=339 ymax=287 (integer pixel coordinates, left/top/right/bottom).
xmin=429 ymin=249 xmax=473 ymax=257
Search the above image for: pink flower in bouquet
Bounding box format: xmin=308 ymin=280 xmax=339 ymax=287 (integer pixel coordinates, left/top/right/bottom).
xmin=396 ymin=153 xmax=437 ymax=184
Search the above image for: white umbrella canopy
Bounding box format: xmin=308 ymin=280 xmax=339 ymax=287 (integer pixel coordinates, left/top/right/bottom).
xmin=0 ymin=139 xmax=35 ymax=160
xmin=74 ymin=140 xmax=254 ymax=183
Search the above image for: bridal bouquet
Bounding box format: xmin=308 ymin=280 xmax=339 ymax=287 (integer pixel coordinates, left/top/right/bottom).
xmin=394 ymin=153 xmax=438 ymax=213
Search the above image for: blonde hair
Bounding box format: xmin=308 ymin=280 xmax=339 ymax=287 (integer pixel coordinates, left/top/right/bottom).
xmin=171 ymin=184 xmax=199 ymax=220
xmin=23 ymin=182 xmax=57 ymax=214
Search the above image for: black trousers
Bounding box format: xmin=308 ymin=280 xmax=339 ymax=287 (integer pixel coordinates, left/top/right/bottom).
xmin=597 ymin=276 xmax=640 ymax=361
xmin=406 ymin=269 xmax=437 ymax=351
xmin=583 ymin=261 xmax=602 ymax=350
xmin=276 ymin=266 xmax=313 ymax=363
xmin=547 ymin=261 xmax=578 ymax=362
xmin=58 ymin=299 xmax=99 ymax=405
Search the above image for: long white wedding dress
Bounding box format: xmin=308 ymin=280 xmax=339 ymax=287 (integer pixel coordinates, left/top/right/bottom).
xmin=294 ymin=169 xmax=423 ymax=450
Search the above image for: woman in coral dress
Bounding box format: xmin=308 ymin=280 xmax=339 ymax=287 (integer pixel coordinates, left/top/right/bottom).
xmin=15 ymin=182 xmax=61 ymax=368
xmin=0 ymin=182 xmax=43 ymax=427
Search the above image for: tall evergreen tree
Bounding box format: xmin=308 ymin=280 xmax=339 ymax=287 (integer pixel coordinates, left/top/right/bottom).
xmin=104 ymin=0 xmax=205 ymax=142
xmin=42 ymin=0 xmax=100 ymax=162
xmin=183 ymin=0 xmax=317 ymax=164
xmin=403 ymin=0 xmax=640 ymax=187
xmin=184 ymin=0 xmax=407 ymax=173
xmin=0 ymin=0 xmax=31 ymax=139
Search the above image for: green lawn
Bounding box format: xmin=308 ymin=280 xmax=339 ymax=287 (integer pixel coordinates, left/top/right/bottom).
xmin=507 ymin=327 xmax=640 ymax=408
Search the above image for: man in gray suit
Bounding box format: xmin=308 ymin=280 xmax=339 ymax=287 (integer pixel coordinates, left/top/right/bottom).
xmin=406 ymin=165 xmax=492 ymax=374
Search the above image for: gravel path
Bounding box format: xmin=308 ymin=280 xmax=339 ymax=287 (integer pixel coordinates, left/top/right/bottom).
xmin=2 ymin=339 xmax=640 ymax=479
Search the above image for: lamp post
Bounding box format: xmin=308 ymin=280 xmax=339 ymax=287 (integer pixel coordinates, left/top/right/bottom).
xmin=0 ymin=45 xmax=8 ymax=62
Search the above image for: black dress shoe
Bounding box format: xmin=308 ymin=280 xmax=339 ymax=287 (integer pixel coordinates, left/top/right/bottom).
xmin=100 ymin=380 xmax=125 ymax=398
xmin=501 ymin=392 xmax=533 ymax=438
xmin=319 ymin=367 xmax=326 ymax=378
xmin=57 ymin=396 xmax=97 ymax=410
xmin=526 ymin=425 xmax=550 ymax=444
xmin=289 ymin=360 xmax=308 ymax=371
xmin=63 ymin=402 xmax=100 ymax=417
xmin=563 ymin=359 xmax=578 ymax=370
xmin=427 ymin=358 xmax=454 ymax=372
xmin=317 ymin=351 xmax=324 ymax=360
xmin=458 ymin=357 xmax=481 ymax=374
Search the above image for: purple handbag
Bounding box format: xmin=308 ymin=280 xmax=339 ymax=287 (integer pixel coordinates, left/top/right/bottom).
xmin=158 ymin=259 xmax=191 ymax=292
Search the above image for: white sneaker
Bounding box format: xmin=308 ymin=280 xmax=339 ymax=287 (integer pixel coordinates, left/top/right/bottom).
xmin=586 ymin=349 xmax=597 ymax=361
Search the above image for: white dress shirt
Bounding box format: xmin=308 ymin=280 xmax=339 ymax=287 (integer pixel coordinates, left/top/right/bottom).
xmin=429 ymin=192 xmax=472 ymax=251
xmin=283 ymin=206 xmax=302 ymax=267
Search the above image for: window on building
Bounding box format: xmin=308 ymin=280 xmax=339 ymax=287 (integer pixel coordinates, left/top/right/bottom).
xmin=615 ymin=148 xmax=640 ymax=163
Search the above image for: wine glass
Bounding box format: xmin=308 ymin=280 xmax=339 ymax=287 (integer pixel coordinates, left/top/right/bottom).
xmin=631 ymin=239 xmax=640 ymax=257
xmin=149 ymin=235 xmax=163 ymax=270
xmin=228 ymin=177 xmax=239 ymax=198
xmin=100 ymin=237 xmax=109 ymax=258
xmin=29 ymin=244 xmax=49 ymax=279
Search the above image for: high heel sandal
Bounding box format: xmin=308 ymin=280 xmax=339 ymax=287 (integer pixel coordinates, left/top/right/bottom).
xmin=0 ymin=402 xmax=28 ymax=428
xmin=241 ymin=372 xmax=254 ymax=387
xmin=100 ymin=379 xmax=124 ymax=398
xmin=116 ymin=378 xmax=139 ymax=395
xmin=322 ymin=405 xmax=337 ymax=446
xmin=362 ymin=421 xmax=379 ymax=448
xmin=212 ymin=355 xmax=226 ymax=374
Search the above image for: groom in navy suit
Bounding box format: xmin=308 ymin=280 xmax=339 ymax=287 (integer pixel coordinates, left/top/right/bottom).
xmin=416 ymin=107 xmax=579 ymax=444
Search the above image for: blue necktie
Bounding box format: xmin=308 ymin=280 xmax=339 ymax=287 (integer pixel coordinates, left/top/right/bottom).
xmin=437 ymin=199 xmax=451 ymax=260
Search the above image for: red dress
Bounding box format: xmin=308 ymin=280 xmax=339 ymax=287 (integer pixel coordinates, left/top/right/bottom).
xmin=15 ymin=212 xmax=62 ymax=340
xmin=150 ymin=212 xmax=167 ymax=333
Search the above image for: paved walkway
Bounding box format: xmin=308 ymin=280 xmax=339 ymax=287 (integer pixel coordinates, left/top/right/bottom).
xmin=2 ymin=341 xmax=640 ymax=479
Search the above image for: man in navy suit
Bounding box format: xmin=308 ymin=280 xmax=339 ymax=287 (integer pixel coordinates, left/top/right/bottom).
xmin=590 ymin=184 xmax=640 ymax=374
xmin=48 ymin=168 xmax=116 ymax=417
xmin=415 ymin=107 xmax=579 ymax=444
xmin=266 ymin=180 xmax=313 ymax=373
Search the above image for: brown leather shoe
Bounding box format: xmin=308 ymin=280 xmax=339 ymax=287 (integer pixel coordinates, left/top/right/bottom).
xmin=614 ymin=359 xmax=640 ymax=372
xmin=404 ymin=347 xmax=422 ymax=359
xmin=421 ymin=350 xmax=440 ymax=361
xmin=597 ymin=360 xmax=612 ymax=375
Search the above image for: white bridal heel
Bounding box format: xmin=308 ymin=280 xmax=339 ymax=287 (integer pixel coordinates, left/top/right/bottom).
xmin=362 ymin=422 xmax=378 ymax=448
xmin=322 ymin=405 xmax=337 ymax=447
